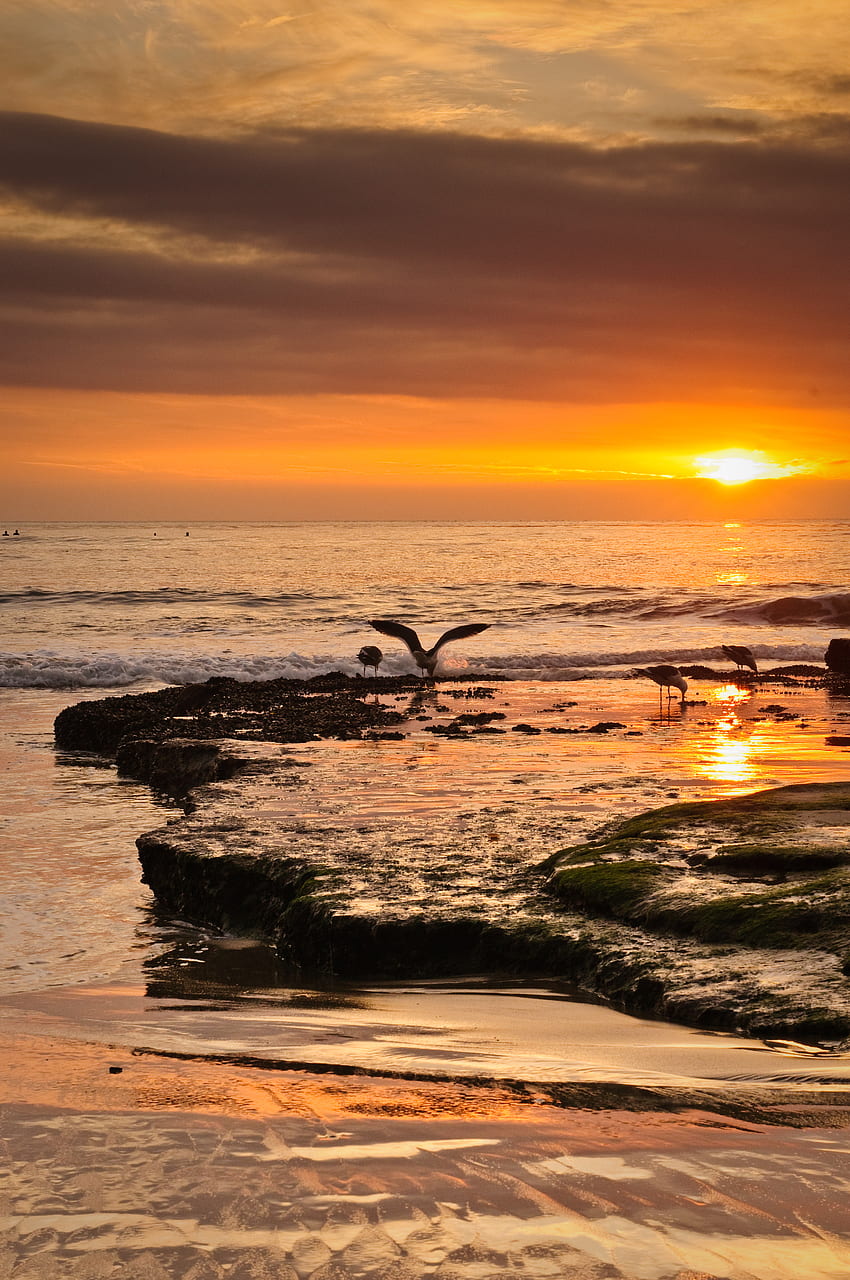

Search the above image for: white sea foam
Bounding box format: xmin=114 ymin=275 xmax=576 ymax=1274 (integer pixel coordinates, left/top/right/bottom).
xmin=0 ymin=641 xmax=829 ymax=689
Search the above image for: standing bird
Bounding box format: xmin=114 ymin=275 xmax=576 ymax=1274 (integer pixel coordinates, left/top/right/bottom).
xmin=357 ymin=645 xmax=383 ymax=677
xmin=369 ymin=619 xmax=489 ymax=677
xmin=721 ymin=644 xmax=758 ymax=674
xmin=633 ymin=665 xmax=688 ymax=705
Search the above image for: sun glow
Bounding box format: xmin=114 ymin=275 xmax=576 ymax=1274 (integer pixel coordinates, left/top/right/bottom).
xmin=694 ymin=449 xmax=808 ymax=486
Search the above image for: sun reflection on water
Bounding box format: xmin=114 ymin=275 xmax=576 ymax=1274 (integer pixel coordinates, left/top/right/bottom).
xmin=690 ymin=683 xmax=765 ymax=791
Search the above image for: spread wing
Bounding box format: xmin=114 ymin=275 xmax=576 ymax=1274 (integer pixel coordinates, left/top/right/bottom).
xmin=369 ymin=619 xmax=422 ymax=654
xmin=431 ymin=623 xmax=490 ymax=655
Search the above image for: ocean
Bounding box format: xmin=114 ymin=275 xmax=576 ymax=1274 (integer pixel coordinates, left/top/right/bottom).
xmin=3 ymin=520 xmax=848 ymax=689
xmin=1 ymin=519 xmax=849 ymax=1060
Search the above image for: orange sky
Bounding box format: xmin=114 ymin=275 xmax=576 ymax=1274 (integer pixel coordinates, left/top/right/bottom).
xmin=1 ymin=2 xmax=849 ymax=519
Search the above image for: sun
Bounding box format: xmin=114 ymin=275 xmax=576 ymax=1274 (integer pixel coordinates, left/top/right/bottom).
xmin=694 ymin=449 xmax=808 ymax=486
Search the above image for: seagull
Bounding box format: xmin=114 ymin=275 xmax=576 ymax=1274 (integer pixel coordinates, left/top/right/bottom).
xmin=369 ymin=619 xmax=489 ymax=677
xmin=721 ymin=644 xmax=758 ymax=674
xmin=633 ymin=665 xmax=688 ymax=705
xmin=357 ymin=645 xmax=383 ymax=677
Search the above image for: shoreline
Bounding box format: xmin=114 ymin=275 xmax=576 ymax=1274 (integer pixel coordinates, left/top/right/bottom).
xmin=3 ymin=1027 xmax=850 ymax=1280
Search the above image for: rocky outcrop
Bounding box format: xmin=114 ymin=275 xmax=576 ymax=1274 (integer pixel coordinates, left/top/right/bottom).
xmin=544 ymin=782 xmax=850 ymax=1038
xmin=54 ymin=672 xmax=415 ymax=752
xmin=826 ymin=637 xmax=850 ymax=676
xmin=116 ymin=738 xmax=249 ymax=795
xmin=136 ymin=763 xmax=850 ymax=1044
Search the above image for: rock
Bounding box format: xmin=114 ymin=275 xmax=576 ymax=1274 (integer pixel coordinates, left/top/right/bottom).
xmin=54 ymin=674 xmax=413 ymax=753
xmin=544 ymin=781 xmax=850 ymax=1039
xmin=825 ymin=638 xmax=850 ymax=675
xmin=135 ymin=765 xmax=850 ymax=1042
xmin=116 ymin=738 xmax=246 ymax=795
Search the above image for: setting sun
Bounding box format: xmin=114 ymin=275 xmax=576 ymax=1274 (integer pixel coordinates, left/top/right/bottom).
xmin=694 ymin=449 xmax=809 ymax=486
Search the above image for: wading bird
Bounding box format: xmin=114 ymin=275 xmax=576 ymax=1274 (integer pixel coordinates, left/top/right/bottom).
xmin=369 ymin=619 xmax=489 ymax=677
xmin=634 ymin=665 xmax=688 ymax=706
xmin=721 ymin=644 xmax=758 ymax=674
xmin=357 ymin=645 xmax=383 ymax=677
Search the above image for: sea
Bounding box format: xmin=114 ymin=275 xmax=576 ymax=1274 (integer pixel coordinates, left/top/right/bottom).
xmin=2 ymin=519 xmax=850 ymax=1081
xmin=3 ymin=520 xmax=849 ymax=690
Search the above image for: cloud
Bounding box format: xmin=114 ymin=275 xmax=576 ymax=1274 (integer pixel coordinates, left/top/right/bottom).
xmin=652 ymin=115 xmax=765 ymax=137
xmin=0 ymin=111 xmax=848 ymax=402
xmin=3 ymin=0 xmax=850 ymax=140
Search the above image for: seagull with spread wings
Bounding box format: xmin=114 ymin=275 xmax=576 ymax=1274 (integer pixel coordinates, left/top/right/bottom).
xmin=369 ymin=619 xmax=489 ymax=677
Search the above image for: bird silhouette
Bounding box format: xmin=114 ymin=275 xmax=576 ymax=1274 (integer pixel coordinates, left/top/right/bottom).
xmin=634 ymin=664 xmax=688 ymax=705
xmin=721 ymin=644 xmax=758 ymax=674
xmin=357 ymin=645 xmax=383 ymax=677
xmin=369 ymin=619 xmax=489 ymax=677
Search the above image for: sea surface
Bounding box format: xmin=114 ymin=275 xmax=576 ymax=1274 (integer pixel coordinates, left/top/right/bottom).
xmin=2 ymin=520 xmax=849 ymax=1087
xmin=2 ymin=519 xmax=849 ymax=687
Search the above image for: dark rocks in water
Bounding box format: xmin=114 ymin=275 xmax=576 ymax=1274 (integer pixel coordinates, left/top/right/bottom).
xmin=54 ymin=673 xmax=417 ymax=753
xmin=681 ymin=663 xmax=826 ymax=681
xmin=116 ymin=738 xmax=248 ymax=796
xmin=826 ymin=638 xmax=850 ymax=676
xmin=680 ymin=664 xmax=727 ymax=680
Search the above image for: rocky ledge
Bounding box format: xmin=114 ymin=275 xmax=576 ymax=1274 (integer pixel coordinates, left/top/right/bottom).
xmin=53 ymin=672 xmax=422 ymax=752
xmin=128 ymin=735 xmax=850 ymax=1046
xmin=55 ymin=671 xmax=850 ymax=1045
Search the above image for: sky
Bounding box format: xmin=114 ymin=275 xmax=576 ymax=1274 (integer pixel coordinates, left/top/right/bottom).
xmin=1 ymin=0 xmax=849 ymax=520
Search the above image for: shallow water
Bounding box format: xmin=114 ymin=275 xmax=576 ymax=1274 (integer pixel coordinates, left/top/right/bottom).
xmin=3 ymin=1049 xmax=850 ymax=1280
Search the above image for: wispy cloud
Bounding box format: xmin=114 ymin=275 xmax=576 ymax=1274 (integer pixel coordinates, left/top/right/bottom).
xmin=2 ymin=1 xmax=850 ymax=137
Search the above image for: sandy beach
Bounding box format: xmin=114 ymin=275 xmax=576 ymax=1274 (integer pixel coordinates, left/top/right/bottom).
xmin=3 ymin=1023 xmax=850 ymax=1280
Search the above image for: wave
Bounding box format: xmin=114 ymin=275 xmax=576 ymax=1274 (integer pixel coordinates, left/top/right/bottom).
xmin=0 ymin=641 xmax=829 ymax=690
xmin=3 ymin=585 xmax=849 ymax=630
xmin=489 ymin=590 xmax=850 ymax=627
xmin=712 ymin=592 xmax=850 ymax=626
xmin=0 ymin=587 xmax=326 ymax=607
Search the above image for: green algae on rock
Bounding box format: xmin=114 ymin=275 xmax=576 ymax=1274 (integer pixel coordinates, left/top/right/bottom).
xmin=546 ymin=782 xmax=850 ymax=960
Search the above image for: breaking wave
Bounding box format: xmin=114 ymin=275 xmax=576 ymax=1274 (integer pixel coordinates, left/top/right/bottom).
xmin=5 ymin=586 xmax=850 ymax=628
xmin=712 ymin=592 xmax=850 ymax=627
xmin=0 ymin=641 xmax=829 ymax=690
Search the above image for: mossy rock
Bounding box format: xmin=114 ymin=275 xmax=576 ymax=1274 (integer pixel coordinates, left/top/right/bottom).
xmin=546 ymin=782 xmax=850 ymax=957
xmin=549 ymin=859 xmax=672 ymax=917
xmin=705 ymin=844 xmax=850 ymax=874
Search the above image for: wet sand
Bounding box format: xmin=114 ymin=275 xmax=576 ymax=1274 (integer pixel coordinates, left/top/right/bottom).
xmin=3 ymin=1029 xmax=850 ymax=1280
